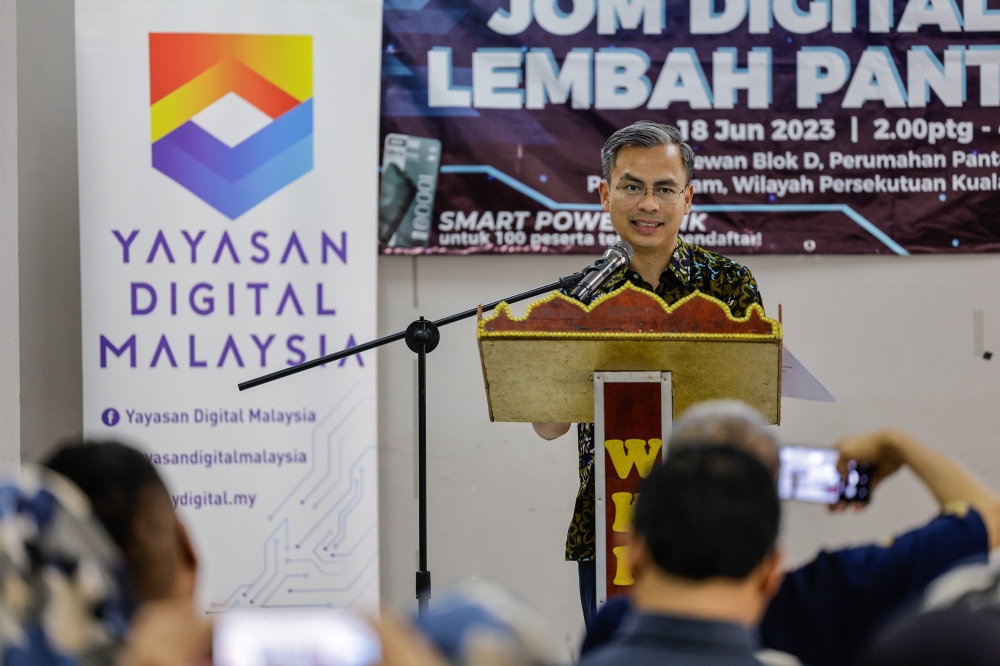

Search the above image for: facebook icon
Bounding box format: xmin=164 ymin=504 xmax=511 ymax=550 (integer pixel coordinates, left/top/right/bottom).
xmin=101 ymin=408 xmax=120 ymax=427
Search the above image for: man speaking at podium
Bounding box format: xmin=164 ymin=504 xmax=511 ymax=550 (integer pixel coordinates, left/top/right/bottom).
xmin=532 ymin=121 xmax=763 ymax=625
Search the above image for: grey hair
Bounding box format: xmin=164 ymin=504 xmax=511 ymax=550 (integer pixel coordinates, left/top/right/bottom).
xmin=601 ymin=120 xmax=696 ymax=185
xmin=669 ymin=400 xmax=780 ymax=480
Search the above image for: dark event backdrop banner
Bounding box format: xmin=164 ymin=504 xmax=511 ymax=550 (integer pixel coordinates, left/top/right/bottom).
xmin=379 ymin=0 xmax=1000 ymax=255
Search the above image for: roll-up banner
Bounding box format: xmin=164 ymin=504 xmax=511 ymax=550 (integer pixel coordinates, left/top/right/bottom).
xmin=77 ymin=0 xmax=382 ymax=611
xmin=379 ymin=0 xmax=1000 ymax=255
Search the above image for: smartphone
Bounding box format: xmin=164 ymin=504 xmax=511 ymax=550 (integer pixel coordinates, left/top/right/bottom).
xmin=778 ymin=446 xmax=871 ymax=504
xmin=841 ymin=458 xmax=872 ymax=502
xmin=214 ymin=610 xmax=381 ymax=666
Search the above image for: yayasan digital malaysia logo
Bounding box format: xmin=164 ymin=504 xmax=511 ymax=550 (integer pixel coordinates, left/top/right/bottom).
xmin=149 ymin=34 xmax=313 ymax=219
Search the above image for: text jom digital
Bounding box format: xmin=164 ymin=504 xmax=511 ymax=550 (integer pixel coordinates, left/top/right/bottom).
xmin=379 ymin=0 xmax=1000 ymax=255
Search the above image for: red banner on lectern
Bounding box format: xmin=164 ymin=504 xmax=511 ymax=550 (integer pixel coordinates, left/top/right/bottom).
xmin=600 ymin=378 xmax=665 ymax=602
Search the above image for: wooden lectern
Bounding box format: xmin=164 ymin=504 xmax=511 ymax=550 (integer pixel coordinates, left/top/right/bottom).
xmin=477 ymin=284 xmax=782 ymax=606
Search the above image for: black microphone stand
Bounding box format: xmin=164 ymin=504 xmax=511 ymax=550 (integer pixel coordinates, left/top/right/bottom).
xmin=238 ymin=271 xmax=586 ymax=617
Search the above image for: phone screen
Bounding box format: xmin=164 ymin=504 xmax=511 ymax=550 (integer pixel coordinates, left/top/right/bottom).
xmin=214 ymin=611 xmax=381 ymax=666
xmin=778 ymin=446 xmax=872 ymax=504
xmin=778 ymin=446 xmax=843 ymax=503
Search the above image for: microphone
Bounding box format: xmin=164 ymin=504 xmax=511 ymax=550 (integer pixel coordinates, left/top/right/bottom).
xmin=570 ymin=241 xmax=634 ymax=303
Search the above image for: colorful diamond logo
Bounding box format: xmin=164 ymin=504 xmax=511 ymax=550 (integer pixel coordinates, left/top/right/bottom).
xmin=149 ymin=34 xmax=313 ymax=219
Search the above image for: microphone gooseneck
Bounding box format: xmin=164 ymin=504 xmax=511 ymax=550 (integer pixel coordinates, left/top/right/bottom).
xmin=570 ymin=241 xmax=634 ymax=303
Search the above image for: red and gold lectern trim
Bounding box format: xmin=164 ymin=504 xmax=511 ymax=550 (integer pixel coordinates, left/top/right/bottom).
xmin=479 ymin=284 xmax=780 ymax=341
xmin=476 ymin=285 xmax=782 ymax=424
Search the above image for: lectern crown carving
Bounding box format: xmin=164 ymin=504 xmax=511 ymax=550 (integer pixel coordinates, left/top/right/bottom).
xmin=478 ymin=284 xmax=782 ymax=605
xmin=478 ymin=283 xmax=782 ymax=424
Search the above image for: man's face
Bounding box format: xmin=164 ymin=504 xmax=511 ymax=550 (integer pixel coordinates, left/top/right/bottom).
xmin=599 ymin=144 xmax=694 ymax=255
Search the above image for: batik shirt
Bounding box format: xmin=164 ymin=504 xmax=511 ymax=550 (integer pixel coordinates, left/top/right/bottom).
xmin=0 ymin=466 xmax=130 ymax=665
xmin=565 ymin=239 xmax=763 ymax=561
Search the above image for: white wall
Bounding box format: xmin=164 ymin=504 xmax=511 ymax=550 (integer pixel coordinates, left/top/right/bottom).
xmin=378 ymin=252 xmax=1000 ymax=660
xmin=0 ymin=0 xmax=21 ymax=469
xmin=17 ymin=0 xmax=82 ymax=463
xmin=754 ymin=253 xmax=1000 ymax=565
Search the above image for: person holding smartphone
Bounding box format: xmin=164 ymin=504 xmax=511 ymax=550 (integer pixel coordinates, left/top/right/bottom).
xmin=763 ymin=427 xmax=1000 ymax=666
xmin=581 ymin=403 xmax=1000 ymax=666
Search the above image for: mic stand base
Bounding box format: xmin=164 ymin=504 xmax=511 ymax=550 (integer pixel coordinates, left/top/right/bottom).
xmin=416 ymin=570 xmax=431 ymax=616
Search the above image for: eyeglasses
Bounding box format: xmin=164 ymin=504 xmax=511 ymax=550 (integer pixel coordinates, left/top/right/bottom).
xmin=614 ymin=181 xmax=686 ymax=205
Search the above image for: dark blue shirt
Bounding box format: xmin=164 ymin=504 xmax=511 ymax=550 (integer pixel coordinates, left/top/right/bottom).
xmin=579 ymin=612 xmax=762 ymax=666
xmin=762 ymin=507 xmax=988 ymax=666
xmin=582 ymin=508 xmax=989 ymax=666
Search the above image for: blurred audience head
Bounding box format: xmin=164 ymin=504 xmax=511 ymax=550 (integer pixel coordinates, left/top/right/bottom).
xmin=860 ymin=608 xmax=1000 ymax=666
xmin=0 ymin=465 xmax=129 ymax=665
xmin=629 ymin=446 xmax=783 ymax=625
xmin=414 ymin=581 xmax=560 ymax=666
xmin=43 ymin=440 xmax=197 ymax=603
xmin=669 ymin=400 xmax=780 ymax=480
xmin=860 ymin=562 xmax=1000 ymax=665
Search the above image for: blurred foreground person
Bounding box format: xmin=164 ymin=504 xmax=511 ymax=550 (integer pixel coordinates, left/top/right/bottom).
xmin=584 ymin=402 xmax=1000 ymax=666
xmin=0 ymin=465 xmax=129 ymax=665
xmin=859 ymin=561 xmax=1000 ymax=666
xmin=376 ymin=614 xmax=451 ymax=666
xmin=860 ymin=608 xmax=1000 ymax=666
xmin=44 ymin=440 xmax=197 ymax=603
xmin=43 ymin=440 xmax=211 ymax=666
xmin=413 ymin=580 xmax=562 ymax=666
xmin=208 ymin=580 xmax=559 ymax=666
xmin=763 ymin=425 xmax=1000 ymax=666
xmin=580 ymin=446 xmax=783 ymax=666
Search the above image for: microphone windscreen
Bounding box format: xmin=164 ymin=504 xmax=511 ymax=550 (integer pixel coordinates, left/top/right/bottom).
xmin=609 ymin=241 xmax=634 ymax=263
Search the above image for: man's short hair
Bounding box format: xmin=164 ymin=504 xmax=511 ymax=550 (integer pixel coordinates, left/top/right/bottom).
xmin=669 ymin=400 xmax=780 ymax=480
xmin=633 ymin=446 xmax=780 ymax=580
xmin=601 ymin=121 xmax=695 ymax=185
xmin=43 ymin=440 xmax=166 ymax=551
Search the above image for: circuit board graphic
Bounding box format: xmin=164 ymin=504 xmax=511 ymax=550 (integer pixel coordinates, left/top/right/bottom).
xmin=210 ymin=379 xmax=378 ymax=612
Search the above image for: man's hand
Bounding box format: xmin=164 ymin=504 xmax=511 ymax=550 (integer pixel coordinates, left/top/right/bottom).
xmin=836 ymin=429 xmax=907 ymax=489
xmin=828 ymin=429 xmax=908 ymax=513
xmin=533 ymin=422 xmax=571 ymax=440
xmin=833 ymin=428 xmax=1000 ymax=549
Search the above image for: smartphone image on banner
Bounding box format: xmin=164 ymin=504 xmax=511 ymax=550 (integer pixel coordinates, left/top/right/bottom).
xmin=214 ymin=611 xmax=381 ymax=666
xmin=778 ymin=446 xmax=871 ymax=504
xmin=378 ymin=133 xmax=441 ymax=248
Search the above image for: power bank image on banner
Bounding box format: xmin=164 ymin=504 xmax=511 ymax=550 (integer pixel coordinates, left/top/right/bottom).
xmin=378 ymin=162 xmax=416 ymax=243
xmin=379 ymin=133 xmax=441 ymax=248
